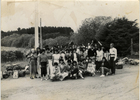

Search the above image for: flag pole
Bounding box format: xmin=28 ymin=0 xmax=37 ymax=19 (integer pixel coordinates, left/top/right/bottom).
xmin=40 ymin=18 xmax=43 ymax=49
xmin=35 ymin=1 xmax=39 ymax=49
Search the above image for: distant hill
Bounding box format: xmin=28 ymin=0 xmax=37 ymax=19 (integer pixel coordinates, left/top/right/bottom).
xmin=1 ymin=26 xmax=74 ymax=39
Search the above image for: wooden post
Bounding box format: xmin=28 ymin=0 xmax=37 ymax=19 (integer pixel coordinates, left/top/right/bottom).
xmin=40 ymin=18 xmax=43 ymax=49
xmin=35 ymin=1 xmax=39 ymax=49
xmin=131 ymin=38 xmax=133 ymax=55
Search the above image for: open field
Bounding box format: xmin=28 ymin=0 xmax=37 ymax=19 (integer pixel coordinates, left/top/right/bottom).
xmin=1 ymin=64 xmax=139 ymax=100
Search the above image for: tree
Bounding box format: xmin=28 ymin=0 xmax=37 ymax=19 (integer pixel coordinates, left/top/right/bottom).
xmin=17 ymin=27 xmax=21 ymax=31
xmin=72 ymin=16 xmax=112 ymax=45
xmin=97 ymin=17 xmax=139 ymax=56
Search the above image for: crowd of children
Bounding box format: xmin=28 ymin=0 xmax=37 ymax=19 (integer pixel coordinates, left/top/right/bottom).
xmin=27 ymin=41 xmax=117 ymax=81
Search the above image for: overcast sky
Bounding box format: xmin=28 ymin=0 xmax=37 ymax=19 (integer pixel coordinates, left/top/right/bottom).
xmin=1 ymin=0 xmax=139 ymax=32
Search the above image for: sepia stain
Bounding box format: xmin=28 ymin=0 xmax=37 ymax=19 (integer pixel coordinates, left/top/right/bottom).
xmin=30 ymin=22 xmax=34 ymax=26
xmin=1 ymin=1 xmax=15 ymax=17
xmin=125 ymin=11 xmax=132 ymax=15
xmin=135 ymin=71 xmax=139 ymax=83
xmin=70 ymin=11 xmax=77 ymax=26
xmin=106 ymin=3 xmax=108 ymax=5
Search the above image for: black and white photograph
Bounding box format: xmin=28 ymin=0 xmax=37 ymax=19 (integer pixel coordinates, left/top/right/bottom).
xmin=1 ymin=0 xmax=139 ymax=100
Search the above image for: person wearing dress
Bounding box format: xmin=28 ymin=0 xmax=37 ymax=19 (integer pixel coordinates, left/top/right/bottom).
xmin=38 ymin=49 xmax=49 ymax=81
xmin=109 ymin=43 xmax=117 ymax=75
xmin=87 ymin=58 xmax=96 ymax=76
xmin=27 ymin=49 xmax=38 ymax=79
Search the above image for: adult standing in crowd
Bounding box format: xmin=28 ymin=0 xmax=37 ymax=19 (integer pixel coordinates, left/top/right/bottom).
xmin=109 ymin=43 xmax=117 ymax=75
xmin=96 ymin=47 xmax=103 ymax=71
xmin=52 ymin=49 xmax=61 ymax=65
xmin=71 ymin=49 xmax=78 ymax=62
xmin=88 ymin=45 xmax=97 ymax=60
xmin=36 ymin=47 xmax=41 ymax=78
xmin=27 ymin=49 xmax=38 ymax=79
xmin=39 ymin=49 xmax=49 ymax=81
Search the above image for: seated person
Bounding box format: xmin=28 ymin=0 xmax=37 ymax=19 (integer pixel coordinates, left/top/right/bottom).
xmin=65 ymin=60 xmax=73 ymax=79
xmin=100 ymin=57 xmax=110 ymax=77
xmin=51 ymin=62 xmax=62 ymax=81
xmin=58 ymin=59 xmax=69 ymax=81
xmin=78 ymin=59 xmax=88 ymax=76
xmin=87 ymin=58 xmax=96 ymax=76
xmin=71 ymin=61 xmax=84 ymax=79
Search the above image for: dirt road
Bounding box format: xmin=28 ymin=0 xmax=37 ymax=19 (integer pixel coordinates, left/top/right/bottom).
xmin=1 ymin=65 xmax=139 ymax=100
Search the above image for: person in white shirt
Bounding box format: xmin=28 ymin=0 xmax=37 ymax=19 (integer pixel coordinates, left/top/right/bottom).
xmin=96 ymin=47 xmax=104 ymax=71
xmin=109 ymin=43 xmax=117 ymax=75
xmin=52 ymin=50 xmax=61 ymax=66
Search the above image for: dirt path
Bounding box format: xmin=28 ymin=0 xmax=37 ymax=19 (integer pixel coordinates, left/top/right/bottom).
xmin=1 ymin=65 xmax=139 ymax=100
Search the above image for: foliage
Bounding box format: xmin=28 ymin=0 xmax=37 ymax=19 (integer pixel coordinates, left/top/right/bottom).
xmin=1 ymin=51 xmax=24 ymax=62
xmin=1 ymin=26 xmax=74 ymax=39
xmin=71 ymin=16 xmax=112 ymax=45
xmin=43 ymin=36 xmax=70 ymax=47
xmin=97 ymin=17 xmax=139 ymax=56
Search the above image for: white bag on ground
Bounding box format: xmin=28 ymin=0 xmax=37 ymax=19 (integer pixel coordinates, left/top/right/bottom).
xmin=13 ymin=70 xmax=19 ymax=79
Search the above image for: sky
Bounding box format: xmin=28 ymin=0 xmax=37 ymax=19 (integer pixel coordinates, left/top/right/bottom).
xmin=1 ymin=0 xmax=139 ymax=32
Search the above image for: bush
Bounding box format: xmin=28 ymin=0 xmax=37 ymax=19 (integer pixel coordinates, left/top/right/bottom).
xmin=43 ymin=36 xmax=70 ymax=47
xmin=1 ymin=50 xmax=24 ymax=63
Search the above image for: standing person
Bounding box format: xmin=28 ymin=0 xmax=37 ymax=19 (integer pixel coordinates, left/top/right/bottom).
xmin=27 ymin=49 xmax=38 ymax=79
xmin=96 ymin=47 xmax=103 ymax=71
xmin=71 ymin=49 xmax=78 ymax=62
xmin=109 ymin=43 xmax=117 ymax=75
xmin=60 ymin=50 xmax=66 ymax=63
xmin=88 ymin=45 xmax=97 ymax=60
xmin=87 ymin=43 xmax=91 ymax=49
xmin=52 ymin=49 xmax=61 ymax=65
xmin=36 ymin=47 xmax=41 ymax=78
xmin=39 ymin=49 xmax=49 ymax=81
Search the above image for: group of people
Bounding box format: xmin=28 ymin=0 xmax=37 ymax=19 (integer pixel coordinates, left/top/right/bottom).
xmin=26 ymin=41 xmax=117 ymax=81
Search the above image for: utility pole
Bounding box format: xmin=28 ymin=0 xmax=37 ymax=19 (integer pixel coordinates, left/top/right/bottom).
xmin=40 ymin=18 xmax=43 ymax=49
xmin=131 ymin=38 xmax=133 ymax=55
xmin=35 ymin=1 xmax=39 ymax=49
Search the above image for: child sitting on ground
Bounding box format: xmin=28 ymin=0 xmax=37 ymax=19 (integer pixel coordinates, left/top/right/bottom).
xmin=58 ymin=59 xmax=69 ymax=81
xmin=87 ymin=58 xmax=96 ymax=76
xmin=71 ymin=61 xmax=84 ymax=79
xmin=78 ymin=59 xmax=88 ymax=76
xmin=51 ymin=62 xmax=61 ymax=81
xmin=100 ymin=57 xmax=110 ymax=77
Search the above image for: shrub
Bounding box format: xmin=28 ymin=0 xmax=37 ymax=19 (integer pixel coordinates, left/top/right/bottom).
xmin=1 ymin=50 xmax=24 ymax=63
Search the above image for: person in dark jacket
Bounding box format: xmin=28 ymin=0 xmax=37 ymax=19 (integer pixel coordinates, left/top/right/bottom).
xmin=88 ymin=45 xmax=97 ymax=60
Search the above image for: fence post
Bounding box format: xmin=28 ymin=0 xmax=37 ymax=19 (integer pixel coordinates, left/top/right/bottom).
xmin=131 ymin=38 xmax=133 ymax=55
